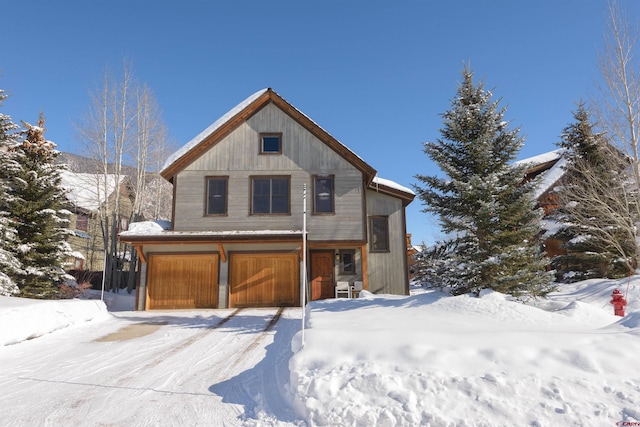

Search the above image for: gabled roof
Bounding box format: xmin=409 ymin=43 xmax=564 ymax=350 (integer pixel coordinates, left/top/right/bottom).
xmin=60 ymin=170 xmax=125 ymax=212
xmin=370 ymin=176 xmax=415 ymax=206
xmin=516 ymin=149 xmax=566 ymax=199
xmin=160 ymin=88 xmax=378 ymax=184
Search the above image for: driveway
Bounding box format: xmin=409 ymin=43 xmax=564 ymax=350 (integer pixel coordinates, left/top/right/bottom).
xmin=0 ymin=307 xmax=303 ymax=426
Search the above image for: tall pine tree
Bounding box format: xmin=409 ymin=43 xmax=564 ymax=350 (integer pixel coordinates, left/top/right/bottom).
xmin=552 ymin=103 xmax=637 ymax=280
xmin=0 ymin=89 xmax=22 ymax=296
xmin=414 ymin=67 xmax=554 ymax=297
xmin=8 ymin=114 xmax=71 ymax=298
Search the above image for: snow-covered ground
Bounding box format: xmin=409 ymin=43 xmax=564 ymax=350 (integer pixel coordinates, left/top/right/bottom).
xmin=1 ymin=279 xmax=639 ymax=426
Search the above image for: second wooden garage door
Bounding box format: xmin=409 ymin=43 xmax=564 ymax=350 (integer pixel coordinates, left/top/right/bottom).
xmin=147 ymin=253 xmax=219 ymax=310
xmin=229 ymin=253 xmax=299 ymax=307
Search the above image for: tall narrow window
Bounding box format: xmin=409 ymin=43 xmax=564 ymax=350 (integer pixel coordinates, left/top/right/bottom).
xmin=340 ymin=249 xmax=356 ymax=274
xmin=76 ymin=213 xmax=89 ymax=231
xmin=370 ymin=216 xmax=390 ymax=252
xmin=313 ymin=176 xmax=334 ymax=214
xmin=206 ymin=177 xmax=228 ymax=215
xmin=118 ymin=215 xmax=129 ymax=233
xmin=251 ymin=176 xmax=290 ymax=214
xmin=260 ymin=133 xmax=282 ymax=154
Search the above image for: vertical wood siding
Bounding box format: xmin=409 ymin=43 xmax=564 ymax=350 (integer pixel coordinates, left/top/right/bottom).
xmin=365 ymin=190 xmax=409 ymax=295
xmin=173 ymin=103 xmax=365 ymax=241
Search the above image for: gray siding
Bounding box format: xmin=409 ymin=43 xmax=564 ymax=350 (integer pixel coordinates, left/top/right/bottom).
xmin=365 ymin=189 xmax=409 ymax=295
xmin=173 ymin=103 xmax=365 ymax=241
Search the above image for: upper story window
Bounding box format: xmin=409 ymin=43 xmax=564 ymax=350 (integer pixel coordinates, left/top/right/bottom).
xmin=76 ymin=213 xmax=89 ymax=231
xmin=206 ymin=176 xmax=228 ymax=215
xmin=260 ymin=133 xmax=282 ymax=154
xmin=251 ymin=176 xmax=290 ymax=214
xmin=370 ymin=216 xmax=390 ymax=252
xmin=313 ymin=175 xmax=334 ymax=214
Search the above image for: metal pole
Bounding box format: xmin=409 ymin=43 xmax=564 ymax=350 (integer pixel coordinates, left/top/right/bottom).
xmin=301 ymin=184 xmax=307 ymax=347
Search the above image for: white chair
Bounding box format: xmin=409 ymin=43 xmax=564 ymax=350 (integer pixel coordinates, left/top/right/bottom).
xmin=335 ymin=281 xmax=351 ymax=298
xmin=352 ymin=281 xmax=363 ymax=298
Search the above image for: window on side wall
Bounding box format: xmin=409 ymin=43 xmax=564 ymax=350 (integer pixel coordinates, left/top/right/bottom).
xmin=340 ymin=249 xmax=356 ymax=274
xmin=76 ymin=213 xmax=89 ymax=231
xmin=206 ymin=176 xmax=228 ymax=215
xmin=313 ymin=175 xmax=334 ymax=214
xmin=251 ymin=176 xmax=290 ymax=214
xmin=260 ymin=133 xmax=282 ymax=154
xmin=118 ymin=215 xmax=129 ymax=233
xmin=370 ymin=216 xmax=390 ymax=252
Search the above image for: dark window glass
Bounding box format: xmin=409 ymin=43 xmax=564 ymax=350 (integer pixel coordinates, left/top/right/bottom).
xmin=314 ymin=177 xmax=334 ymax=213
xmin=207 ymin=178 xmax=227 ymax=215
xmin=271 ymin=178 xmax=289 ymax=213
xmin=370 ymin=217 xmax=389 ymax=252
xmin=252 ymin=177 xmax=290 ymax=214
xmin=261 ymin=134 xmax=281 ymax=153
xmin=76 ymin=213 xmax=89 ymax=231
xmin=340 ymin=250 xmax=356 ymax=274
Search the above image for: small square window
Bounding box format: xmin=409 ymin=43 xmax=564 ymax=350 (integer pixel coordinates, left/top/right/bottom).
xmin=260 ymin=133 xmax=282 ymax=154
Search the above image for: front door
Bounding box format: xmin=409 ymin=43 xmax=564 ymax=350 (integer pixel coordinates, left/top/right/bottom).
xmin=311 ymin=251 xmax=334 ymax=300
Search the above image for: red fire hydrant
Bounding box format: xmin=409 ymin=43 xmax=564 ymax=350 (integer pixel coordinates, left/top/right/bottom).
xmin=610 ymin=289 xmax=627 ymax=317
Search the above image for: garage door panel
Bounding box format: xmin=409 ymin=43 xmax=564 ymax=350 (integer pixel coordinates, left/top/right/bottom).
xmin=229 ymin=253 xmax=299 ymax=308
xmin=147 ymin=254 xmax=219 ymax=310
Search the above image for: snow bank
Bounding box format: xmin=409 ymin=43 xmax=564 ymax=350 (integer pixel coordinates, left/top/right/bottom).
xmin=288 ymin=283 xmax=640 ymax=426
xmin=0 ymin=296 xmax=110 ymax=346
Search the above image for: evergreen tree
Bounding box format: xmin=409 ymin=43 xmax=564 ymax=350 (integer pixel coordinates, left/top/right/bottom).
xmin=0 ymin=89 xmax=22 ymax=296
xmin=7 ymin=114 xmax=71 ymax=298
xmin=552 ymin=103 xmax=637 ymax=280
xmin=414 ymin=67 xmax=554 ymax=297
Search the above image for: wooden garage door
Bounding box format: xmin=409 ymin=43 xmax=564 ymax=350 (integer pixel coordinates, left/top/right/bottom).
xmin=147 ymin=253 xmax=219 ymax=310
xmin=229 ymin=253 xmax=299 ymax=308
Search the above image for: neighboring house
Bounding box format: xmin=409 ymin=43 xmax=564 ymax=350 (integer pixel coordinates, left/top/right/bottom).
xmin=406 ymin=234 xmax=420 ymax=278
xmin=120 ymin=88 xmax=415 ymax=310
xmin=516 ymin=149 xmax=567 ymax=258
xmin=60 ymin=171 xmax=134 ymax=272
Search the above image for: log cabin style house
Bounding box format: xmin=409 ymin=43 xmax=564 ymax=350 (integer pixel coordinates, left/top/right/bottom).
xmin=120 ymin=88 xmax=415 ymax=310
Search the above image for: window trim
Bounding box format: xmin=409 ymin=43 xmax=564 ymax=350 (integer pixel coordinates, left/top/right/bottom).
xmin=312 ymin=175 xmax=335 ymax=215
xmin=259 ymin=132 xmax=283 ymax=154
xmin=205 ymin=176 xmax=229 ymax=216
xmin=369 ymin=216 xmax=390 ymax=252
xmin=339 ymin=249 xmax=356 ymax=275
xmin=250 ymin=175 xmax=291 ymax=215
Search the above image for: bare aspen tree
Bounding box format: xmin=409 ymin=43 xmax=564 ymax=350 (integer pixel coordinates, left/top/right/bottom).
xmin=593 ymin=1 xmax=640 ymax=228
xmin=77 ymin=64 xmax=131 ymax=292
xmin=77 ymin=60 xmax=170 ymax=292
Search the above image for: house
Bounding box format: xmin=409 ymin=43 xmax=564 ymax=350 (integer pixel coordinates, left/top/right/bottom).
xmin=120 ymin=88 xmax=415 ymax=310
xmin=516 ymin=149 xmax=567 ymax=258
xmin=60 ymin=171 xmax=134 ymax=273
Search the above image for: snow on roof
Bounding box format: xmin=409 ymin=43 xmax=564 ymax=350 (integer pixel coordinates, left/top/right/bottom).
xmin=532 ymin=156 xmax=567 ymax=199
xmin=372 ymin=176 xmax=415 ymax=196
xmin=60 ymin=171 xmax=124 ymax=212
xmin=515 ymin=149 xmax=563 ymax=166
xmin=161 ymin=89 xmax=269 ymax=173
xmin=120 ymin=221 xmax=302 ymax=238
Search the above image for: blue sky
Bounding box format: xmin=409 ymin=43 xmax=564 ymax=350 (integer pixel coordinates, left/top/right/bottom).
xmin=3 ymin=0 xmax=638 ymax=245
